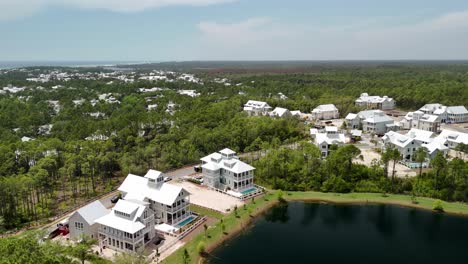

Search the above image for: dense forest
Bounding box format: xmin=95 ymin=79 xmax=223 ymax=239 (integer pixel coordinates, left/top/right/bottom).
xmin=0 ymin=63 xmax=467 ymax=232
xmin=253 ymin=142 xmax=468 ymax=202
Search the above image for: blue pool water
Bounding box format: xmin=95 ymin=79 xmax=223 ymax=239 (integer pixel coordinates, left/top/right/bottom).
xmin=175 ymin=216 xmax=195 ymax=228
xmin=241 ymin=187 xmax=257 ymax=195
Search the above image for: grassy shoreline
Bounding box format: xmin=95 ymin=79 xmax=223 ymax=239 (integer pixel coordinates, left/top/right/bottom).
xmin=285 ymin=191 xmax=468 ymax=216
xmin=161 ymin=191 xmax=468 ymax=264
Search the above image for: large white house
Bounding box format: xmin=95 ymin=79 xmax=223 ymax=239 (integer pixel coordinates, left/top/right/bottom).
xmin=200 ymin=148 xmax=256 ymax=195
xmin=355 ymin=93 xmax=395 ymax=110
xmin=419 ymin=104 xmax=468 ymax=123
xmin=93 ymin=170 xmax=191 ymax=253
xmin=69 ymin=200 xmax=109 ymax=240
xmin=345 ymin=110 xmax=395 ymax=135
xmin=269 ymin=107 xmax=291 ymax=118
xmin=382 ymin=128 xmax=447 ymax=162
xmin=311 ymin=104 xmax=340 ymax=120
xmin=95 ymin=199 xmax=155 ymax=253
xmin=433 ymin=130 xmax=468 ymax=150
xmin=243 ymin=100 xmax=272 ymax=116
xmin=400 ymin=111 xmax=441 ymax=132
xmin=118 ymin=170 xmax=191 ymax=226
xmin=310 ymin=126 xmax=346 ymax=157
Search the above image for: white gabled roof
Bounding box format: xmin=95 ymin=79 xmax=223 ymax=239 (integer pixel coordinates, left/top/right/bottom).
xmin=345 ymin=113 xmax=357 ymax=120
xmin=270 ymin=107 xmax=290 ymax=117
xmin=356 ymin=93 xmax=393 ymax=103
xmin=315 ymin=132 xmax=346 ymax=145
xmin=435 ymin=130 xmax=468 ymax=145
xmin=75 ymin=200 xmax=109 ymax=226
xmin=382 ymin=131 xmax=413 ymax=148
xmin=350 ymin=130 xmax=362 ymax=137
xmin=144 ymin=169 xmax=163 ymax=180
xmin=357 ymin=110 xmax=384 ymax=119
xmin=447 ymin=106 xmax=468 ymax=115
xmin=219 ymin=148 xmax=236 ymax=156
xmin=312 ymin=104 xmax=338 ymax=112
xmin=113 ymin=199 xmax=141 ymax=215
xmin=201 ymin=149 xmax=255 ymax=174
xmin=420 ymin=114 xmax=439 ymax=123
xmin=422 ymin=141 xmax=448 ymax=155
xmin=118 ymin=173 xmax=187 ymax=206
xmin=95 ymin=200 xmax=146 ymax=234
xmin=244 ymin=100 xmax=271 ymax=109
xmin=406 ymin=128 xmax=434 ymax=143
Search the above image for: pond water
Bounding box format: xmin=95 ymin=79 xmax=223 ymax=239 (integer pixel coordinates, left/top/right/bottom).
xmin=208 ymin=202 xmax=468 ymax=264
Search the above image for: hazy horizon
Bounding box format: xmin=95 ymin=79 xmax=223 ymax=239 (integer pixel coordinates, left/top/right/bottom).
xmin=1 ymin=0 xmax=468 ymax=61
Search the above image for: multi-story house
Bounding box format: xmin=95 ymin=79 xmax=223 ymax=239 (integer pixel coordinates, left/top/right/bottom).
xmin=433 ymin=130 xmax=468 ymax=150
xmin=410 ymin=111 xmax=440 ymax=132
xmin=346 ymin=110 xmax=395 ymax=135
xmin=310 ymin=126 xmax=346 ymax=157
xmin=118 ymin=170 xmax=191 ymax=227
xmin=311 ymin=104 xmax=340 ymax=120
xmin=382 ymin=131 xmax=421 ymax=161
xmin=382 ymin=128 xmax=447 ymax=162
xmin=200 ymin=148 xmax=255 ymax=194
xmin=418 ymin=103 xmax=468 ymax=123
xmin=355 ymin=93 xmax=395 ymax=110
xmin=243 ymin=100 xmax=272 ymax=116
xmin=95 ymin=199 xmax=155 ymax=253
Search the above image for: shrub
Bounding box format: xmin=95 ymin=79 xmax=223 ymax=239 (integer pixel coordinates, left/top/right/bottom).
xmin=432 ymin=199 xmax=444 ymax=212
xmin=197 ymin=241 xmax=206 ymax=256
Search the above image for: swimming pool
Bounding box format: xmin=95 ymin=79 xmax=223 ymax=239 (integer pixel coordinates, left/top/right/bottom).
xmin=175 ymin=216 xmax=195 ymax=228
xmin=241 ymin=187 xmax=257 ymax=195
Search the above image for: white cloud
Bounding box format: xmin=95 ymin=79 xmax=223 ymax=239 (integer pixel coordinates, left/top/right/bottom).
xmin=192 ymin=11 xmax=468 ymax=60
xmin=0 ymin=0 xmax=235 ymax=20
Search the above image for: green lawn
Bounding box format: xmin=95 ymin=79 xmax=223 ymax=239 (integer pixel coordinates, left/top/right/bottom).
xmin=189 ymin=204 xmax=224 ymax=220
xmin=285 ymin=191 xmax=468 ymax=215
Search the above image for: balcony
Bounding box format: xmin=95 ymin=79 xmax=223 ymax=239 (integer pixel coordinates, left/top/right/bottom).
xmin=165 ymin=201 xmax=189 ymax=213
xmin=98 ymin=229 xmax=143 ymax=244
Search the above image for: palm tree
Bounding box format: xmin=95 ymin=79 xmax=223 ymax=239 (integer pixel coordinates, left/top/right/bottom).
xmin=415 ymin=147 xmax=428 ymax=177
xmin=390 ymin=148 xmax=401 ymax=193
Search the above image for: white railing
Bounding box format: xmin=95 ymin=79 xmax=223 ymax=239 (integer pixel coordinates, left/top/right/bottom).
xmin=148 ymin=216 xmax=207 ymax=262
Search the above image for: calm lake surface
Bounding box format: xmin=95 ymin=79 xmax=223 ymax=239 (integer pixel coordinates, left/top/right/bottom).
xmin=208 ymin=202 xmax=468 ymax=264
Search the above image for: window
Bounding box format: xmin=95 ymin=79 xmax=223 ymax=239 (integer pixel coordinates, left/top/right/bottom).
xmin=75 ymin=222 xmax=84 ymax=230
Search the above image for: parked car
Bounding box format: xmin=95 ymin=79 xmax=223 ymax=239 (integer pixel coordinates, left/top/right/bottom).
xmin=154 ymin=237 xmax=165 ymax=246
xmin=164 ymin=177 xmax=172 ymax=182
xmin=111 ymin=194 xmax=121 ymax=203
xmin=194 ymin=165 xmax=202 ymax=172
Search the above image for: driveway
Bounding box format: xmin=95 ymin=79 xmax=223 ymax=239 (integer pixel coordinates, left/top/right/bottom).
xmin=171 ymin=181 xmax=244 ymax=213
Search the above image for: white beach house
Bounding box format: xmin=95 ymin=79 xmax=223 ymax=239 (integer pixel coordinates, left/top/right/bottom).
xmin=311 ymin=104 xmax=340 ymax=120
xmin=355 ymin=93 xmax=395 ymax=110
xmin=200 ymin=148 xmax=256 ymax=196
xmin=310 ymin=126 xmax=346 ymax=157
xmin=345 ymin=110 xmax=395 ymax=135
xmin=243 ymin=100 xmax=272 ymax=116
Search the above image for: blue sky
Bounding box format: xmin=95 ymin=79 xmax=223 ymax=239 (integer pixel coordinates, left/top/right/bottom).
xmin=1 ymin=0 xmax=468 ymax=61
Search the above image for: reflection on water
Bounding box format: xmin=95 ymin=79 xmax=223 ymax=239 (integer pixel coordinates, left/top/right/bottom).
xmin=264 ymin=202 xmax=289 ymax=223
xmin=209 ymin=202 xmax=468 ymax=264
